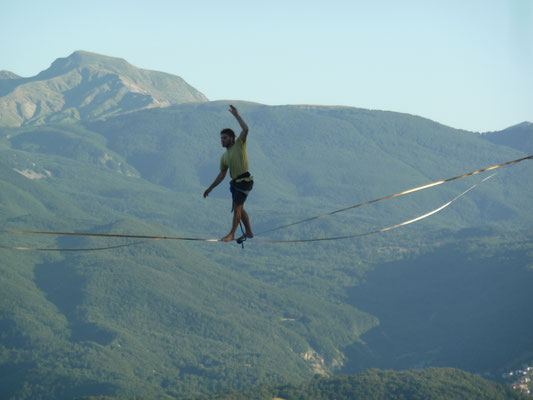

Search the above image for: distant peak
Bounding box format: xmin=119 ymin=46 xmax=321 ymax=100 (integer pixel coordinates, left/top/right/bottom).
xmin=66 ymin=50 xmax=130 ymax=66
xmin=71 ymin=50 xmax=99 ymax=57
xmin=0 ymin=70 xmax=22 ymax=80
xmin=502 ymin=121 xmax=533 ymax=132
xmin=38 ymin=50 xmax=132 ymax=79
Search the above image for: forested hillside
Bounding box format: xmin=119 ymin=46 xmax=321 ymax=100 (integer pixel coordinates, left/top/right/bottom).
xmin=1 ymin=55 xmax=532 ymax=399
xmin=191 ymin=368 xmax=528 ymax=400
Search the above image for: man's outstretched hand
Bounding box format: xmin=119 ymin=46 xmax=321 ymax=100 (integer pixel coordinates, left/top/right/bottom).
xmin=229 ymin=104 xmax=239 ymax=117
xmin=228 ymin=104 xmax=248 ymax=142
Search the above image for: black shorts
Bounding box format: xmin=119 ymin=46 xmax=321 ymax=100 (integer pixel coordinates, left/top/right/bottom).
xmin=230 ymin=179 xmax=253 ymax=205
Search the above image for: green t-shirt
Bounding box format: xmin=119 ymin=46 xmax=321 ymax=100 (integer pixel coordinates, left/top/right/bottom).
xmin=220 ymin=135 xmax=253 ymax=182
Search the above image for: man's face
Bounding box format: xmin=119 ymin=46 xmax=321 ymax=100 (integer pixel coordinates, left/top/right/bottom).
xmin=220 ymin=133 xmax=234 ymax=148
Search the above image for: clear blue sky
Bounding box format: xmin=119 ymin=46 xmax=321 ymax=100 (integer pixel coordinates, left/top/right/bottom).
xmin=1 ymin=0 xmax=531 ymax=132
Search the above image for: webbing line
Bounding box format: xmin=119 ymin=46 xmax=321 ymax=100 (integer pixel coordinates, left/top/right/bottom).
xmin=0 ymin=155 xmax=531 ymax=251
xmin=256 ymin=155 xmax=533 ymax=236
xmin=0 ymin=240 xmax=156 ymax=252
xmin=0 ymin=230 xmax=220 ymax=242
xmin=253 ymin=174 xmax=495 ymax=243
xmin=1 ymin=174 xmax=494 ymax=250
xmin=0 ymin=231 xmax=220 ymax=251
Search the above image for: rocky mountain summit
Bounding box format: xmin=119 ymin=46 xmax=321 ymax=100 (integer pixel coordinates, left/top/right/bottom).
xmin=0 ymin=50 xmax=208 ymax=126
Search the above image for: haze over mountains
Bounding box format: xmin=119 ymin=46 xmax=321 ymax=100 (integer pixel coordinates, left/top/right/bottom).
xmin=1 ymin=51 xmax=532 ymax=399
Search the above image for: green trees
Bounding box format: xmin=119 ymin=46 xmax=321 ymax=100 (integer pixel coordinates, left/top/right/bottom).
xmin=1 ymin=102 xmax=532 ymax=399
xmin=199 ymin=369 xmax=527 ymax=400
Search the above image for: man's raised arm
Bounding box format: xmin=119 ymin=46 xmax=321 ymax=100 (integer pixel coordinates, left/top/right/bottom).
xmin=229 ymin=105 xmax=248 ymax=143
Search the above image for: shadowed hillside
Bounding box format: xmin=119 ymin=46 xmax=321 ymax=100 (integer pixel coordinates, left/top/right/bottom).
xmin=1 ymin=56 xmax=532 ymax=399
xmin=191 ymin=368 xmax=527 ymax=400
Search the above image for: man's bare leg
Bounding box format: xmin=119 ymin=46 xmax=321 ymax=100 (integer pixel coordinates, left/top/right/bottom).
xmin=221 ymin=203 xmax=242 ymax=242
xmin=240 ymin=208 xmax=253 ymax=238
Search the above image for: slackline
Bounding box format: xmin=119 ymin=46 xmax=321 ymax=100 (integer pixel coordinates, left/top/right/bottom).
xmin=0 ymin=240 xmax=155 ymax=252
xmin=0 ymin=232 xmax=220 ymax=252
xmin=256 ymin=154 xmax=533 ymax=235
xmin=254 ymin=174 xmax=495 ymax=243
xmin=0 ymin=176 xmax=490 ymax=250
xmin=0 ymin=155 xmax=531 ymax=251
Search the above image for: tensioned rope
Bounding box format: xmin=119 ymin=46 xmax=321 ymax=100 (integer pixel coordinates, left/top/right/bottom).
xmin=0 ymin=175 xmax=491 ymax=250
xmin=1 ymin=155 xmax=531 ymax=251
xmin=254 ymin=174 xmax=495 ymax=243
xmin=0 ymin=231 xmax=219 ymax=252
xmin=256 ymin=154 xmax=533 ymax=236
xmin=0 ymin=240 xmax=155 ymax=252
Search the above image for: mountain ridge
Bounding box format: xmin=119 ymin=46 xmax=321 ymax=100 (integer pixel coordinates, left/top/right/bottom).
xmin=0 ymin=51 xmax=208 ymax=127
xmin=1 ymin=53 xmax=532 ymax=399
xmin=0 ymin=70 xmax=22 ymax=80
xmin=191 ymin=368 xmax=527 ymax=400
xmin=2 ymin=102 xmax=532 ymax=399
xmin=481 ymin=121 xmax=533 ymax=153
xmin=37 ymin=50 xmax=133 ymax=79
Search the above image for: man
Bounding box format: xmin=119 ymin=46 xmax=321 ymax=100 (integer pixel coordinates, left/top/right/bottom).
xmin=204 ymin=105 xmax=254 ymax=242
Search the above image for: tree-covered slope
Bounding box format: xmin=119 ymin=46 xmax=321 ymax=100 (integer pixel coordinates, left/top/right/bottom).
xmin=481 ymin=121 xmax=533 ymax=153
xmin=341 ymin=229 xmax=533 ymax=375
xmin=84 ymin=101 xmax=533 ymax=233
xmin=1 ymin=101 xmax=532 ymax=399
xmin=193 ymin=368 xmax=527 ymax=400
xmin=0 ymin=127 xmax=377 ymax=399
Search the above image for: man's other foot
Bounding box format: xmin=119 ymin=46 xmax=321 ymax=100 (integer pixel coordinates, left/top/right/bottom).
xmin=221 ymin=234 xmax=235 ymax=242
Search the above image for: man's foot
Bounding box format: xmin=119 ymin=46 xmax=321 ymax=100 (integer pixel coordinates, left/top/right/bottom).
xmin=221 ymin=234 xmax=235 ymax=242
xmin=237 ymin=232 xmax=253 ymax=244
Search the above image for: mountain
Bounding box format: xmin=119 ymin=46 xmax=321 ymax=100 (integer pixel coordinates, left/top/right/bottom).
xmin=341 ymin=230 xmax=533 ymax=374
xmin=0 ymin=51 xmax=208 ymax=127
xmin=0 ymin=71 xmax=22 ymax=80
xmin=81 ymin=102 xmax=533 ymax=231
xmin=2 ymin=103 xmax=532 ymax=399
xmin=1 ymin=54 xmax=532 ymax=399
xmin=481 ymin=121 xmax=533 ymax=153
xmin=191 ymin=368 xmax=527 ymax=400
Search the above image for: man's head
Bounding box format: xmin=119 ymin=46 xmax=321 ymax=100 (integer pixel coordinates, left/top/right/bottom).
xmin=220 ymin=128 xmax=235 ymax=148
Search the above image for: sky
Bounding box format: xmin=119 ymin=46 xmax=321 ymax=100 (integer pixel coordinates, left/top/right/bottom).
xmin=1 ymin=0 xmax=532 ymax=132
